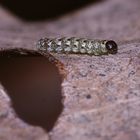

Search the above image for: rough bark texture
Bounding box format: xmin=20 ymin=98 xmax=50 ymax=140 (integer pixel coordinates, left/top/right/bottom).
xmin=0 ymin=0 xmax=140 ymax=139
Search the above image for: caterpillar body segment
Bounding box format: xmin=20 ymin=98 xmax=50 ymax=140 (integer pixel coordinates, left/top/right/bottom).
xmin=37 ymin=37 xmax=118 ymax=56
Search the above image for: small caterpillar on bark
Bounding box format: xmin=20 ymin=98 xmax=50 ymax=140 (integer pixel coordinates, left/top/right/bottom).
xmin=37 ymin=37 xmax=118 ymax=56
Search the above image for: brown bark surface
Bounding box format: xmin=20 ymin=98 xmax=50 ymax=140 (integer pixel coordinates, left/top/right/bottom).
xmin=0 ymin=0 xmax=140 ymax=139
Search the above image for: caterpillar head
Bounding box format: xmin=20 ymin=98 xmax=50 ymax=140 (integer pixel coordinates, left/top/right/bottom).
xmin=105 ymin=40 xmax=118 ymax=54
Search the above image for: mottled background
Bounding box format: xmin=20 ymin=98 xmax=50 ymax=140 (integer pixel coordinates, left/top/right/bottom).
xmin=0 ymin=0 xmax=140 ymax=140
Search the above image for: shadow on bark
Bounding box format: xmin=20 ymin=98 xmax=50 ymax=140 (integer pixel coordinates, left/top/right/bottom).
xmin=0 ymin=0 xmax=104 ymax=21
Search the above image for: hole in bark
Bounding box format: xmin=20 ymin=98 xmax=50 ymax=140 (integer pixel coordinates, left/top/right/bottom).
xmin=0 ymin=49 xmax=63 ymax=132
xmin=86 ymin=94 xmax=91 ymax=99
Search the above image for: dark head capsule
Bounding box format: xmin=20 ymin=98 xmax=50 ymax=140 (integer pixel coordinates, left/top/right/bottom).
xmin=105 ymin=40 xmax=118 ymax=54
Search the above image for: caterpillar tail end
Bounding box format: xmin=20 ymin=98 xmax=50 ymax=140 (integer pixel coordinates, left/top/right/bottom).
xmin=36 ymin=38 xmax=47 ymax=51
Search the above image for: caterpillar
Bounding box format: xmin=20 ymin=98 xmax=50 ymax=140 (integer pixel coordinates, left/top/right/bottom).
xmin=37 ymin=37 xmax=118 ymax=55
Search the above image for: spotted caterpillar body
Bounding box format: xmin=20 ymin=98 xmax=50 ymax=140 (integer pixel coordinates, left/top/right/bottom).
xmin=37 ymin=37 xmax=118 ymax=56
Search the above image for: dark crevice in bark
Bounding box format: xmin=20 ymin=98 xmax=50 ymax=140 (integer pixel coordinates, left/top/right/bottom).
xmin=0 ymin=49 xmax=63 ymax=132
